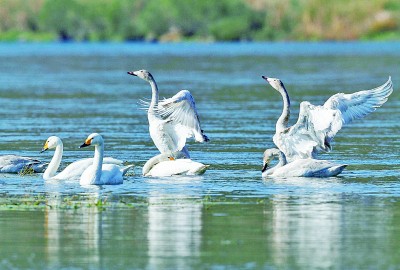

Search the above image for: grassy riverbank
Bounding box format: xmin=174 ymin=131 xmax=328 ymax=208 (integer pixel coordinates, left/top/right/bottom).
xmin=0 ymin=0 xmax=399 ymax=42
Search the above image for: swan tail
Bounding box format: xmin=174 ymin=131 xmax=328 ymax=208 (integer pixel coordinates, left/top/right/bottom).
xmin=121 ymin=164 xmax=135 ymax=176
xmin=327 ymin=164 xmax=347 ymax=176
xmin=31 ymin=162 xmax=49 ymax=173
xmin=308 ymin=164 xmax=347 ymax=177
xmin=188 ymin=164 xmax=209 ymax=175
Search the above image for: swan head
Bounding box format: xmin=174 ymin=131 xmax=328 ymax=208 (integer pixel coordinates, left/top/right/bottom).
xmin=127 ymin=69 xmax=154 ymax=82
xmin=261 ymin=148 xmax=280 ymax=172
xmin=262 ymin=76 xmax=285 ymax=91
xmin=41 ymin=136 xmax=62 ymax=153
xmin=79 ymin=133 xmax=103 ymax=148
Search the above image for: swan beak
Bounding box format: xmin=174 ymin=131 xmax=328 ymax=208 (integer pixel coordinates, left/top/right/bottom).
xmin=40 ymin=142 xmax=49 ymax=153
xmin=127 ymin=71 xmax=137 ymax=76
xmin=79 ymin=138 xmax=92 ymax=148
xmin=79 ymin=143 xmax=90 ymax=148
xmin=168 ymin=157 xmax=175 ymax=161
xmin=261 ymin=162 xmax=268 ymax=173
xmin=261 ymin=75 xmax=269 ymax=81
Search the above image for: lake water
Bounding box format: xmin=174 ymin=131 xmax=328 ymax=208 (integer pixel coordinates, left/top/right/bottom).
xmin=0 ymin=42 xmax=399 ymax=269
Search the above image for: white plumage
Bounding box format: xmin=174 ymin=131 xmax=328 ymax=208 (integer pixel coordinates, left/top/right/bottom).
xmin=79 ymin=133 xmax=133 ymax=185
xmin=263 ymin=76 xmax=393 ymax=162
xmin=128 ymin=69 xmax=209 ymax=158
xmin=262 ymin=148 xmax=347 ymax=178
xmin=142 ymin=151 xmax=208 ymax=177
xmin=0 ymin=155 xmax=47 ymax=173
xmin=41 ymin=136 xmax=123 ymax=180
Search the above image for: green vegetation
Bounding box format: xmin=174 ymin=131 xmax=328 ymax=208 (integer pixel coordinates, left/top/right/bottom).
xmin=0 ymin=0 xmax=399 ymax=42
xmin=18 ymin=166 xmax=35 ymax=176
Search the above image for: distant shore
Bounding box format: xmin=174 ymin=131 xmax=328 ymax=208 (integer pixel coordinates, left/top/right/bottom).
xmin=0 ymin=0 xmax=399 ymax=42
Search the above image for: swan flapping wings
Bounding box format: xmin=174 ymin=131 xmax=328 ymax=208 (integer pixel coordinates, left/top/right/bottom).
xmin=158 ymin=90 xmax=209 ymax=145
xmin=268 ymin=77 xmax=393 ymax=162
xmin=129 ymin=69 xmax=209 ymax=156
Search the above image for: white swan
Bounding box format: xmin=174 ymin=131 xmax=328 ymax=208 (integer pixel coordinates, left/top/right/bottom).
xmin=142 ymin=151 xmax=209 ymax=177
xmin=263 ymin=76 xmax=393 ymax=162
xmin=0 ymin=155 xmax=47 ymax=173
xmin=79 ymin=133 xmax=133 ymax=185
xmin=40 ymin=136 xmax=123 ymax=180
xmin=127 ymin=69 xmax=209 ymax=158
xmin=262 ymin=148 xmax=347 ymax=178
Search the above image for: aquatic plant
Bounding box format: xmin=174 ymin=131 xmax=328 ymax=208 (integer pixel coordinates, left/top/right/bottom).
xmin=18 ymin=166 xmax=35 ymax=176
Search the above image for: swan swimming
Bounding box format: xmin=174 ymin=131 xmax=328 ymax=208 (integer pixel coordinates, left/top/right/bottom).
xmin=40 ymin=136 xmax=123 ymax=180
xmin=262 ymin=148 xmax=347 ymax=178
xmin=262 ymin=76 xmax=393 ymax=162
xmin=79 ymin=133 xmax=133 ymax=185
xmin=0 ymin=155 xmax=47 ymax=173
xmin=142 ymin=151 xmax=209 ymax=177
xmin=127 ymin=69 xmax=209 ymax=158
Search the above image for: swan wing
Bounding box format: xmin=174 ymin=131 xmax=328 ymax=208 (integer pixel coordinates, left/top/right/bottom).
xmin=280 ymin=77 xmax=393 ymax=161
xmin=158 ymin=90 xmax=209 ymax=145
xmin=272 ymin=159 xmax=346 ymax=177
xmin=99 ymin=164 xmax=123 ymax=185
xmin=80 ymin=164 xmax=123 ymax=185
xmin=55 ymin=158 xmax=93 ymax=180
xmin=55 ymin=157 xmax=123 ymax=180
xmin=323 ymin=76 xmax=393 ymax=137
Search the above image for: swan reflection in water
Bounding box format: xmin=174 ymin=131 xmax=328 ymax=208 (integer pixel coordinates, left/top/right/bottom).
xmin=44 ymin=176 xmax=203 ymax=269
xmin=146 ymin=176 xmax=203 ymax=269
xmin=45 ymin=191 xmax=102 ymax=269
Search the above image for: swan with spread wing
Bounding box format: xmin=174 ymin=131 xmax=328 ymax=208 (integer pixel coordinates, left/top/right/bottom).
xmin=127 ymin=69 xmax=209 ymax=158
xmin=262 ymin=76 xmax=393 ymax=162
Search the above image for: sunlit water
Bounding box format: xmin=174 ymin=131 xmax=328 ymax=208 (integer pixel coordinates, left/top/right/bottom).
xmin=0 ymin=42 xmax=399 ymax=269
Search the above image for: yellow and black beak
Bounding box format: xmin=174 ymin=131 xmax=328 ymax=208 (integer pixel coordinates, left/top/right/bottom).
xmin=40 ymin=142 xmax=49 ymax=153
xmin=79 ymin=138 xmax=92 ymax=148
xmin=168 ymin=156 xmax=175 ymax=161
xmin=261 ymin=162 xmax=268 ymax=173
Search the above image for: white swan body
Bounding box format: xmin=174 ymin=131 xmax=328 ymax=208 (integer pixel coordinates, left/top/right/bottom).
xmin=41 ymin=136 xmax=123 ymax=180
xmin=263 ymin=76 xmax=393 ymax=162
xmin=128 ymin=69 xmax=209 ymax=158
xmin=79 ymin=133 xmax=133 ymax=185
xmin=0 ymin=155 xmax=47 ymax=173
xmin=142 ymin=151 xmax=209 ymax=177
xmin=262 ymin=148 xmax=346 ymax=178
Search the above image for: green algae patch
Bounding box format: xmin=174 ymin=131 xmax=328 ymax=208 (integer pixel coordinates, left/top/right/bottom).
xmin=18 ymin=166 xmax=36 ymax=176
xmin=0 ymin=194 xmax=150 ymax=211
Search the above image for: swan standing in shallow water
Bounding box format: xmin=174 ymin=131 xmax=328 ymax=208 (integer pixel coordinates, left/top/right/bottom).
xmin=0 ymin=155 xmax=47 ymax=173
xmin=262 ymin=76 xmax=393 ymax=162
xmin=142 ymin=151 xmax=209 ymax=177
xmin=262 ymin=148 xmax=347 ymax=178
xmin=127 ymin=69 xmax=209 ymax=158
xmin=40 ymin=136 xmax=123 ymax=180
xmin=79 ymin=133 xmax=133 ymax=185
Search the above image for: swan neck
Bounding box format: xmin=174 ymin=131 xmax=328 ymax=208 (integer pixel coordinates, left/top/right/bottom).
xmin=277 ymin=151 xmax=287 ymax=167
xmin=43 ymin=143 xmax=63 ymax=180
xmin=276 ymin=84 xmax=290 ymax=132
xmin=149 ymin=79 xmax=159 ymax=112
xmin=264 ymin=150 xmax=286 ymax=175
xmin=92 ymin=144 xmax=104 ymax=183
xmin=142 ymin=154 xmax=164 ymax=175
